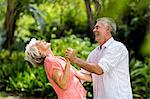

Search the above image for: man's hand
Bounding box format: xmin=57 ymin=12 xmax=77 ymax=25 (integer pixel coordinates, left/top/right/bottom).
xmin=65 ymin=48 xmax=76 ymax=62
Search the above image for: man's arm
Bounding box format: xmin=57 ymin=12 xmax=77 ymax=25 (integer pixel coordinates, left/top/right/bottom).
xmin=66 ymin=48 xmax=103 ymax=75
xmin=71 ymin=66 xmax=92 ymax=82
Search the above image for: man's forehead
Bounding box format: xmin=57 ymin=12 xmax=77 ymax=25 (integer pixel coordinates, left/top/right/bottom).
xmin=95 ymin=22 xmax=104 ymax=27
xmin=95 ymin=21 xmax=109 ymax=27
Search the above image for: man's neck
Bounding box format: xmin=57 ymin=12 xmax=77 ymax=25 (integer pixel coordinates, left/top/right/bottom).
xmin=100 ymin=36 xmax=112 ymax=46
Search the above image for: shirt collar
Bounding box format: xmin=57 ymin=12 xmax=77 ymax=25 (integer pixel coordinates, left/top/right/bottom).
xmin=101 ymin=37 xmax=114 ymax=48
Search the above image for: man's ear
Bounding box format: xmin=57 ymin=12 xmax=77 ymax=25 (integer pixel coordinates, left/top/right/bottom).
xmin=106 ymin=26 xmax=112 ymax=33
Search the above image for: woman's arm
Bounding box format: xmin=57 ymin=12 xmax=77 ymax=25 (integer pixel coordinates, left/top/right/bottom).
xmin=52 ymin=59 xmax=70 ymax=90
xmin=72 ymin=67 xmax=92 ymax=82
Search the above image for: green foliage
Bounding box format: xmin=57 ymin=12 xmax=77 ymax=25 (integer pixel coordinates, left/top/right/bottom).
xmin=15 ymin=0 xmax=88 ymax=44
xmin=0 ymin=49 xmax=56 ymax=98
xmin=7 ymin=65 xmax=56 ymax=97
xmin=114 ymin=0 xmax=150 ymax=58
xmin=29 ymin=5 xmax=46 ymax=33
xmin=99 ymin=0 xmax=131 ymax=20
xmin=8 ymin=0 xmax=150 ymax=58
xmin=0 ymin=0 xmax=6 ymax=21
xmin=51 ymin=35 xmax=97 ymax=58
xmin=140 ymin=33 xmax=150 ymax=55
xmin=130 ymin=58 xmax=150 ymax=99
xmin=129 ymin=0 xmax=150 ymax=15
xmin=0 ymin=0 xmax=6 ymax=49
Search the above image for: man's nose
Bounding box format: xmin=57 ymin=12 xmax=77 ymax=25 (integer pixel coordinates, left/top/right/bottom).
xmin=93 ymin=28 xmax=96 ymax=33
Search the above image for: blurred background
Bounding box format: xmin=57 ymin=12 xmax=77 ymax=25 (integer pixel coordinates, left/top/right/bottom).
xmin=0 ymin=0 xmax=150 ymax=99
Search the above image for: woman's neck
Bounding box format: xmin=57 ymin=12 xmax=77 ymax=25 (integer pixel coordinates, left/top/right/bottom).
xmin=47 ymin=50 xmax=55 ymax=57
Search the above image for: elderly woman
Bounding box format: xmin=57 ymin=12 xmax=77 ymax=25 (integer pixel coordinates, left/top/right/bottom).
xmin=25 ymin=38 xmax=91 ymax=99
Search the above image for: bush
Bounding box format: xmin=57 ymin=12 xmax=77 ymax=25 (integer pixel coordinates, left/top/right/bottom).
xmin=130 ymin=58 xmax=150 ymax=99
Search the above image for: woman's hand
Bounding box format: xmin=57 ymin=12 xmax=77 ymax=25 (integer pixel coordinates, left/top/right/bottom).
xmin=65 ymin=48 xmax=76 ymax=62
xmin=72 ymin=66 xmax=92 ymax=82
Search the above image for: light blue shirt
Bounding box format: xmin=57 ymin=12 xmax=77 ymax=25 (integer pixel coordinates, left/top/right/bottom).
xmin=82 ymin=37 xmax=133 ymax=99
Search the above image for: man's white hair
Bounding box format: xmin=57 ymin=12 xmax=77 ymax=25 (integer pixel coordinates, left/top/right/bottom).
xmin=97 ymin=17 xmax=117 ymax=35
xmin=25 ymin=38 xmax=44 ymax=66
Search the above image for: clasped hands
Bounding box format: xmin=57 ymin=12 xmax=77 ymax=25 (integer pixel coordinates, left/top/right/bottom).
xmin=65 ymin=48 xmax=76 ymax=63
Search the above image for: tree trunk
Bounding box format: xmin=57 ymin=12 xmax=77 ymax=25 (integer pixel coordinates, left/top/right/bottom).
xmin=84 ymin=0 xmax=94 ymax=41
xmin=2 ymin=0 xmax=17 ymax=49
xmin=93 ymin=0 xmax=102 ymax=16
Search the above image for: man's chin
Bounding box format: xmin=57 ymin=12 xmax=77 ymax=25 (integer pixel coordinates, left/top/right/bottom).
xmin=95 ymin=38 xmax=99 ymax=42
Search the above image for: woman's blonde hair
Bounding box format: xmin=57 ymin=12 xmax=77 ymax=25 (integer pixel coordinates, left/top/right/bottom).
xmin=25 ymin=38 xmax=45 ymax=66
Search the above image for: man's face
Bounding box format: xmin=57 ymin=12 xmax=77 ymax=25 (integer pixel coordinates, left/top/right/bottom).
xmin=93 ymin=22 xmax=108 ymax=43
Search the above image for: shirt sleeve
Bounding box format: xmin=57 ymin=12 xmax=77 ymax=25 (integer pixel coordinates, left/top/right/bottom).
xmin=98 ymin=46 xmax=124 ymax=73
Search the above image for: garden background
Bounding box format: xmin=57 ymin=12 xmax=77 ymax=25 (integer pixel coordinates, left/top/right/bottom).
xmin=0 ymin=0 xmax=150 ymax=99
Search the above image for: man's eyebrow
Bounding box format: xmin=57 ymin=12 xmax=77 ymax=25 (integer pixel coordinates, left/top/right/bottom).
xmin=95 ymin=25 xmax=100 ymax=28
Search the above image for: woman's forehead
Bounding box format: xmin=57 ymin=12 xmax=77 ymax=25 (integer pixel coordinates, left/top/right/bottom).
xmin=36 ymin=40 xmax=45 ymax=43
xmin=35 ymin=41 xmax=43 ymax=46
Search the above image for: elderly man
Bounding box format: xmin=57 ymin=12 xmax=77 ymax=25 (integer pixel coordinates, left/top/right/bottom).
xmin=65 ymin=17 xmax=133 ymax=99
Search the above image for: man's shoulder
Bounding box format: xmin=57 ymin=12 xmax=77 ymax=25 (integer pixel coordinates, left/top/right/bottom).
xmin=112 ymin=40 xmax=123 ymax=46
xmin=111 ymin=40 xmax=126 ymax=48
xmin=110 ymin=40 xmax=128 ymax=53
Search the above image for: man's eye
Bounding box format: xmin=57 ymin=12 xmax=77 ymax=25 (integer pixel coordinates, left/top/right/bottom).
xmin=96 ymin=27 xmax=99 ymax=29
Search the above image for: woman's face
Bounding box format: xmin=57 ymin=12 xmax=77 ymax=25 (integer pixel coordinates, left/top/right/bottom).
xmin=37 ymin=40 xmax=50 ymax=48
xmin=35 ymin=40 xmax=51 ymax=55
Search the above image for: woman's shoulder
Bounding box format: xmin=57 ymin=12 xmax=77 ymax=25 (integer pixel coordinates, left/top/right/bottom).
xmin=44 ymin=56 xmax=57 ymax=67
xmin=45 ymin=56 xmax=56 ymax=62
xmin=44 ymin=56 xmax=64 ymax=71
